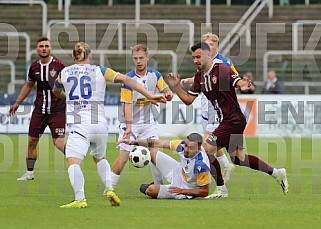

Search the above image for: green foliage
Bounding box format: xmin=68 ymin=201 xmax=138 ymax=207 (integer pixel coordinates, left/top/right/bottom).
xmin=1 ymin=135 xmax=321 ymax=228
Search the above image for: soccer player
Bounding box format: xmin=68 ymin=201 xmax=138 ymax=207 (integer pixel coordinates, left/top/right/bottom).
xmin=181 ymin=33 xmax=237 ymax=198
xmin=112 ymin=44 xmax=178 ymax=191
xmin=118 ymin=133 xmax=210 ymax=199
xmin=53 ymin=42 xmax=166 ymax=208
xmin=167 ymin=42 xmax=289 ymax=195
xmin=9 ymin=37 xmax=66 ymax=181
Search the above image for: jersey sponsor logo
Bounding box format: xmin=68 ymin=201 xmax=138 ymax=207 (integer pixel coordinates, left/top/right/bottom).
xmin=135 ymin=98 xmax=151 ymax=107
xmin=50 ymin=69 xmax=57 ymax=78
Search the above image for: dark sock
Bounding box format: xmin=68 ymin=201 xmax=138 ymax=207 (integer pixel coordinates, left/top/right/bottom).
xmin=232 ymin=154 xmax=274 ymax=175
xmin=208 ymin=155 xmax=224 ymax=186
xmin=26 ymin=158 xmax=36 ymax=171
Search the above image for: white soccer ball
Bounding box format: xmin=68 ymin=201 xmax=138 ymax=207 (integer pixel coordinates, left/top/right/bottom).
xmin=129 ymin=146 xmax=151 ymax=168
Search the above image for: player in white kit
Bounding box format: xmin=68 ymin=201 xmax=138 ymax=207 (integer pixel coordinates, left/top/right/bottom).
xmin=112 ymin=44 xmax=178 ymax=190
xmin=53 ymin=42 xmax=166 ymax=208
xmin=118 ymin=133 xmax=211 ymax=199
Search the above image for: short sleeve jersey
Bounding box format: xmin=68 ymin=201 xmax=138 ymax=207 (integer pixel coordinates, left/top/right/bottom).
xmin=188 ymin=63 xmax=246 ymax=125
xmin=55 ymin=64 xmax=119 ymax=124
xmin=118 ymin=67 xmax=169 ymax=125
xmin=28 ymin=57 xmax=66 ymax=113
xmin=169 ymin=140 xmax=211 ymax=188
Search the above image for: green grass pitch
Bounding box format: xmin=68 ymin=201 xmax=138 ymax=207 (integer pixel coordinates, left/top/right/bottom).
xmin=0 ymin=134 xmax=321 ymax=229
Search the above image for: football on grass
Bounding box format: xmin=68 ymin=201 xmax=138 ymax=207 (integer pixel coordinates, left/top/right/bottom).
xmin=129 ymin=146 xmax=151 ymax=168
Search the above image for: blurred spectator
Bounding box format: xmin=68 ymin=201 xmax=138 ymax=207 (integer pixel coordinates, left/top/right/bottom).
xmin=262 ymin=70 xmax=282 ymax=94
xmin=238 ymin=72 xmax=256 ymax=94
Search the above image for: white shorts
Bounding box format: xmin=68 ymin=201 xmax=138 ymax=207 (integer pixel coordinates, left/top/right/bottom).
xmin=201 ymin=94 xmax=219 ymax=133
xmin=157 ymin=164 xmax=195 ymax=199
xmin=66 ymin=123 xmax=109 ymax=160
xmin=117 ymin=123 xmax=159 ymax=151
xmin=157 ymin=185 xmax=187 ymax=199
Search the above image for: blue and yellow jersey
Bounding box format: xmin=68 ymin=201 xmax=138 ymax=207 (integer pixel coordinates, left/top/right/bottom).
xmin=169 ymin=140 xmax=211 ymax=187
xmin=118 ymin=67 xmax=168 ymax=125
xmin=213 ymin=52 xmax=238 ymax=74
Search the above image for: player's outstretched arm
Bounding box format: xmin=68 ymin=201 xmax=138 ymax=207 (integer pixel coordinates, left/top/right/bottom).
xmin=168 ymin=184 xmax=209 ymax=197
xmin=162 ymin=87 xmax=173 ymax=101
xmin=52 ymin=79 xmax=66 ymax=100
xmin=180 ymin=77 xmax=194 ymax=86
xmin=123 ymin=102 xmax=133 ymax=140
xmin=117 ymin=138 xmax=170 ymax=149
xmin=115 ymin=73 xmax=166 ymax=105
xmin=167 ymin=73 xmax=196 ymax=105
xmin=8 ymin=80 xmax=35 ymax=116
xmin=236 ymin=77 xmax=252 ymax=92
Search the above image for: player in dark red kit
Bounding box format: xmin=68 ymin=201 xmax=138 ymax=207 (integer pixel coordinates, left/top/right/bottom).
xmin=167 ymin=42 xmax=289 ymax=195
xmin=9 ymin=37 xmax=66 ymax=180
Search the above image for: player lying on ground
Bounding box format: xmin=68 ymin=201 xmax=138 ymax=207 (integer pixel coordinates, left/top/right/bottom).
xmin=118 ymin=133 xmax=211 ymax=199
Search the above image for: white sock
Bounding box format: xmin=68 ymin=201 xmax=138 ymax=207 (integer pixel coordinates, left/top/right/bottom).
xmin=271 ymin=168 xmax=278 ymax=178
xmin=155 ymin=151 xmax=178 ymax=184
xmin=97 ymin=159 xmax=112 ymax=190
xmin=149 ymin=161 xmax=163 ymax=184
xmin=68 ymin=164 xmax=85 ymax=201
xmin=27 ymin=171 xmax=34 ymax=175
xmin=216 ymin=154 xmax=230 ymax=170
xmin=111 ymin=172 xmax=120 ymax=189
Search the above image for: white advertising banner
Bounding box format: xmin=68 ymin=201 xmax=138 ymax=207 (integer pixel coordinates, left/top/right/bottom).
xmin=1 ymin=95 xmax=320 ymax=137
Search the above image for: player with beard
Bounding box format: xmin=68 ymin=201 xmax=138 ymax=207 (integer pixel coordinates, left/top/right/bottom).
xmin=9 ymin=37 xmax=66 ymax=181
xmin=167 ymin=42 xmax=289 ymax=195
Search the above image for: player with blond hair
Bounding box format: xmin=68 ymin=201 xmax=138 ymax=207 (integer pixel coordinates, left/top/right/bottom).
xmin=53 ymin=42 xmax=166 ymax=208
xmin=112 ymin=44 xmax=178 ymax=192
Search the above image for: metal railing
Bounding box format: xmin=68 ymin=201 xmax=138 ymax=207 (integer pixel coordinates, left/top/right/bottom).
xmin=29 ymin=49 xmax=178 ymax=75
xmin=263 ymin=50 xmax=321 ymax=94
xmin=0 ymin=60 xmax=19 ymax=94
xmin=254 ymin=81 xmax=321 ymax=95
xmin=219 ymin=0 xmax=272 ymax=56
xmin=292 ymin=20 xmax=321 ymax=51
xmin=0 ymin=32 xmax=31 ymax=93
xmin=0 ymin=0 xmax=47 ymax=35
xmin=46 ymin=19 xmax=194 ymax=51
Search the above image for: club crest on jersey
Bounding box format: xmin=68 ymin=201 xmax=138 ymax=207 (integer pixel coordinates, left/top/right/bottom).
xmin=50 ymin=69 xmax=57 ymax=78
xmin=212 ymin=75 xmax=217 ymax=84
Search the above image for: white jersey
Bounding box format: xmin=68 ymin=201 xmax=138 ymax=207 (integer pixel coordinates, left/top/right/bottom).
xmin=56 ymin=64 xmax=119 ymax=124
xmin=118 ymin=67 xmax=168 ymax=125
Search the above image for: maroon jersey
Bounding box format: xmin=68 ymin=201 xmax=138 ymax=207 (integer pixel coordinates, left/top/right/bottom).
xmin=188 ymin=63 xmax=246 ymax=125
xmin=28 ymin=57 xmax=66 ymax=114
